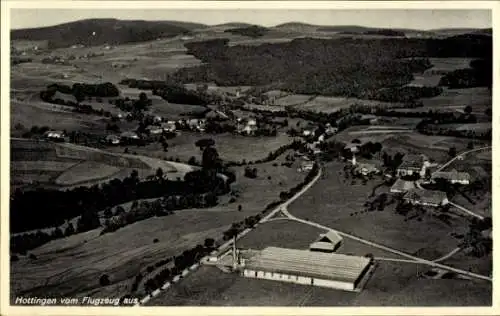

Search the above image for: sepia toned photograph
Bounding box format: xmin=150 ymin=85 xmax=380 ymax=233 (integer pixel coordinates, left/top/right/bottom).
xmin=1 ymin=1 xmax=496 ymax=314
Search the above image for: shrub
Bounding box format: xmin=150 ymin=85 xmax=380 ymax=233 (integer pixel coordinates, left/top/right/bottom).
xmin=99 ymin=274 xmax=111 ymax=286
xmin=28 ymin=253 xmax=37 ymax=260
xmin=153 ymin=238 xmax=159 ymax=243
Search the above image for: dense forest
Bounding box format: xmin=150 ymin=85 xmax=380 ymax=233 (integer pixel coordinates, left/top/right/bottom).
xmin=224 ymin=25 xmax=269 ymax=38
xmin=169 ymin=35 xmax=492 ymax=101
xmin=439 ymin=57 xmax=493 ymax=89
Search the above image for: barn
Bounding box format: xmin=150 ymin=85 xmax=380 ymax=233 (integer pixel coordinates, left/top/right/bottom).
xmin=390 ymin=178 xmax=416 ymax=193
xmin=309 ymin=231 xmax=343 ymax=253
xmin=241 ymin=247 xmax=374 ymax=292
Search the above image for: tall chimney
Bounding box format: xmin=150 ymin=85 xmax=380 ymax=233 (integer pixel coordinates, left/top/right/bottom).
xmin=232 ymin=235 xmax=237 ymax=270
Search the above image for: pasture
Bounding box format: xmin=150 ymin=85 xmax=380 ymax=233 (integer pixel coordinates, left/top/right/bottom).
xmin=9 ymin=139 xmax=193 ymax=188
xmin=10 ymin=159 xmax=307 ymax=300
xmin=333 ymin=128 xmax=483 ymax=162
xmin=54 ymin=161 xmax=121 ymax=186
xmin=10 ymin=99 xmax=108 ymax=135
xmin=106 ymin=132 xmax=294 ymax=163
xmin=147 ymin=260 xmax=490 ymax=306
xmin=420 ymin=87 xmax=491 ymax=114
xmin=424 ymin=58 xmax=475 ymax=75
xmin=294 ymin=96 xmax=398 ymax=114
xmin=406 ymin=74 xmax=442 ymax=87
xmin=287 ymin=161 xmax=469 ymax=258
xmin=273 ymin=94 xmax=313 ymax=106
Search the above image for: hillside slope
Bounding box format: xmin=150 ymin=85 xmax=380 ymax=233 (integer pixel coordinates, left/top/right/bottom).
xmin=11 ymin=18 xmax=207 ymax=48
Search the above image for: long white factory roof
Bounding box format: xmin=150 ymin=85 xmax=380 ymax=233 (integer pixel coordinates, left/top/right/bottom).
xmin=244 ymin=247 xmax=371 ymax=283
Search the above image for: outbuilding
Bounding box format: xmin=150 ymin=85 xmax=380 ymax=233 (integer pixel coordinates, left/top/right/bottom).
xmin=309 ymin=231 xmax=343 ymax=253
xmin=403 ymin=188 xmax=448 ymax=207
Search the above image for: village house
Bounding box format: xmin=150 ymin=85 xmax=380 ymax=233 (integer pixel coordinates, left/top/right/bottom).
xmin=146 ymin=125 xmax=163 ymax=136
xmin=237 ymin=117 xmax=258 ymax=136
xmin=325 ymin=125 xmax=339 ymax=136
xmin=396 ymin=154 xmax=429 ymax=177
xmin=354 ymin=163 xmax=380 ymax=176
xmin=152 ymin=115 xmax=163 ymax=124
xmin=161 ymin=121 xmax=177 ymax=132
xmin=298 ymin=162 xmax=314 ymax=173
xmin=44 ymin=130 xmax=66 ymax=141
xmin=431 ymin=169 xmax=471 ymax=185
xmin=403 ymin=188 xmax=449 ymax=207
xmin=309 ymin=231 xmax=343 ymax=253
xmin=206 ymin=109 xmax=229 ymax=121
xmin=105 ymin=134 xmax=121 ymax=145
xmin=120 ymin=131 xmax=140 ymax=141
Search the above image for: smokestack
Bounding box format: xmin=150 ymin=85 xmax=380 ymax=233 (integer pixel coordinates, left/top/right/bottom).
xmin=232 ymin=235 xmax=237 ymax=270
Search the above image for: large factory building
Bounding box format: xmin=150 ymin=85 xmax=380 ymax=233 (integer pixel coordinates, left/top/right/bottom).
xmin=239 ymin=246 xmax=375 ymax=292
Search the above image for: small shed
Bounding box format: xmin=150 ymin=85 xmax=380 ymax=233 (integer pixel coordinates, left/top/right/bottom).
xmin=309 ymin=231 xmax=343 ymax=253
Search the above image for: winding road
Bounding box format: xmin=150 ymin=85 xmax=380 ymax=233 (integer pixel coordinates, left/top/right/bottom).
xmin=141 ymin=159 xmax=491 ymax=305
xmin=434 ymin=146 xmax=492 ymax=173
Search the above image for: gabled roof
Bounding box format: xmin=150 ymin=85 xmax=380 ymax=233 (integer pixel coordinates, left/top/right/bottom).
xmin=432 ymin=169 xmax=471 ymax=181
xmin=404 ymin=188 xmax=447 ymax=204
xmin=390 ymin=179 xmax=416 ymax=192
xmin=309 ymin=241 xmax=335 ymax=251
xmin=244 ymin=247 xmax=371 ymax=283
xmin=315 ymin=231 xmax=343 ymax=245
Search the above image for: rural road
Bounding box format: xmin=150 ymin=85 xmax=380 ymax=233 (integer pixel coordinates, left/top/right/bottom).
xmin=448 ymin=201 xmax=485 ymax=220
xmin=138 ymin=163 xmax=324 ymax=305
xmin=280 ymin=207 xmax=491 ymax=282
xmin=415 ymin=146 xmax=491 ymax=220
xmin=434 ymin=146 xmax=492 ymax=173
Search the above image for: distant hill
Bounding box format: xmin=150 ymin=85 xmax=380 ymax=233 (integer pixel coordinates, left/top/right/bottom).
xmin=273 ymin=22 xmax=320 ymax=33
xmin=224 ymin=25 xmax=269 ymax=38
xmin=11 ymin=18 xmax=207 ymax=48
xmin=213 ymin=22 xmax=255 ymax=28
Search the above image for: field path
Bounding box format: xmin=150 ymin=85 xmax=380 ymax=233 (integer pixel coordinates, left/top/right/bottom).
xmin=434 ymin=146 xmax=492 ymax=173
xmin=281 ymin=182 xmax=491 ymax=282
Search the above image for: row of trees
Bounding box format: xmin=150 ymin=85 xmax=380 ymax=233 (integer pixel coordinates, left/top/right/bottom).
xmin=11 ymin=164 xmax=231 ymax=233
xmin=40 ymin=82 xmax=120 ymax=102
xmin=142 ymin=243 xmax=214 ymax=295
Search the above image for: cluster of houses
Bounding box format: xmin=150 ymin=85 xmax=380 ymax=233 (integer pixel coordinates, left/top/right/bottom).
xmin=345 ymin=142 xmax=475 ymax=208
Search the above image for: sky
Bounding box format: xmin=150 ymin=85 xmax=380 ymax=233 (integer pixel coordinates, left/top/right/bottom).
xmin=10 ymin=8 xmax=492 ymax=30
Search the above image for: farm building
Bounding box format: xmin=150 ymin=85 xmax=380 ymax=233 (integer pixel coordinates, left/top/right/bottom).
xmin=120 ymin=131 xmax=139 ymax=141
xmin=206 ymin=109 xmax=229 ymax=121
xmin=240 ymin=247 xmax=374 ymax=292
xmin=146 ymin=125 xmax=163 ymax=135
xmin=396 ymin=154 xmax=428 ymax=177
xmin=354 ymin=163 xmax=380 ymax=176
xmin=298 ymin=162 xmax=314 ymax=172
xmin=161 ymin=121 xmax=177 ymax=132
xmin=403 ymin=188 xmax=448 ymax=207
xmin=309 ymin=231 xmax=343 ymax=253
xmin=104 ymin=134 xmax=120 ymax=145
xmin=390 ymin=178 xmax=416 ymax=193
xmin=431 ymin=169 xmax=471 ymax=185
xmin=44 ymin=130 xmax=65 ymax=141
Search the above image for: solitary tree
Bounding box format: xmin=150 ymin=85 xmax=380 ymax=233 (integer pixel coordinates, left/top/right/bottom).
xmin=156 ymin=167 xmax=164 ymax=180
xmin=464 ymin=105 xmax=473 ymax=114
xmin=448 ymin=147 xmax=457 ymax=158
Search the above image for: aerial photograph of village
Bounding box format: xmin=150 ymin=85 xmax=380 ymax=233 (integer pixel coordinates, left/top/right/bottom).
xmin=5 ymin=5 xmax=494 ymax=309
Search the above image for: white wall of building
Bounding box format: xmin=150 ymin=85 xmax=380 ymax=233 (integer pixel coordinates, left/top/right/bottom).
xmin=242 ymin=269 xmax=355 ymax=291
